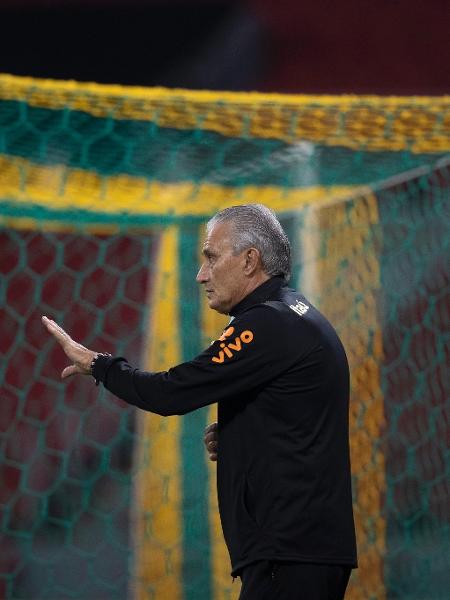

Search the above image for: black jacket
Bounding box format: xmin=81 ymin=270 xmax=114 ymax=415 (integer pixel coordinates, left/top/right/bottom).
xmin=93 ymin=276 xmax=357 ymax=575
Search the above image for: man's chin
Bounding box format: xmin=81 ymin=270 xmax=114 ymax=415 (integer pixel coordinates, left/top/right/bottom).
xmin=207 ymin=298 xmax=227 ymax=315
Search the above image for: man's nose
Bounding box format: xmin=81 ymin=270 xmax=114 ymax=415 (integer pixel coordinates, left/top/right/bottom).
xmin=196 ymin=263 xmax=209 ymax=283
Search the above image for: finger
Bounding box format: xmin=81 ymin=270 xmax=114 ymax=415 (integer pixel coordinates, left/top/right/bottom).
xmin=48 ymin=319 xmax=71 ymax=341
xmin=61 ymin=364 xmax=84 ymax=379
xmin=42 ymin=316 xmax=72 ymax=345
xmin=204 ymin=432 xmax=218 ymax=446
xmin=204 ymin=421 xmax=218 ymax=434
xmin=204 ymin=436 xmax=217 ymax=451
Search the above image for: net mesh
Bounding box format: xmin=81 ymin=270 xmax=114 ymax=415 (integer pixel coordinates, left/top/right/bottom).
xmin=0 ymin=74 xmax=449 ymax=600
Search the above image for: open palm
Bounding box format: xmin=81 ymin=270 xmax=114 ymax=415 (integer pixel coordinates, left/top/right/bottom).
xmin=42 ymin=316 xmax=96 ymax=379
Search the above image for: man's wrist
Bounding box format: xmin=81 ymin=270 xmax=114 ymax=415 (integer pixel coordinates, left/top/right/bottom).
xmin=77 ymin=350 xmax=97 ymax=373
xmin=89 ymin=352 xmax=99 ymax=375
xmin=90 ymin=352 xmax=112 ymax=385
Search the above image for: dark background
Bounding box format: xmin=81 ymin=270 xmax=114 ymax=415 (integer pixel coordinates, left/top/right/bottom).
xmin=0 ymin=0 xmax=449 ymax=94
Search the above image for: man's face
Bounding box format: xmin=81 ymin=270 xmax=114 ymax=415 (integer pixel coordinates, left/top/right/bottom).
xmin=196 ymin=221 xmax=249 ymax=314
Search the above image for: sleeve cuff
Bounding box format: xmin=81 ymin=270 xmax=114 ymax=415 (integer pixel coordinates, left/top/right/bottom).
xmin=92 ymin=354 xmax=127 ymax=386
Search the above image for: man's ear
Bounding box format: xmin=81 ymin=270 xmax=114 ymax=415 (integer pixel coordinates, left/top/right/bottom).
xmin=243 ymin=248 xmax=261 ymax=275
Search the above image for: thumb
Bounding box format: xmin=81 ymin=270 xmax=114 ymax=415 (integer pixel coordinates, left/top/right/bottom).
xmin=61 ymin=364 xmax=84 ymax=379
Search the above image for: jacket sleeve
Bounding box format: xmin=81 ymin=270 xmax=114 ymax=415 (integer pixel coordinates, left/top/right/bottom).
xmin=92 ymin=305 xmax=303 ymax=416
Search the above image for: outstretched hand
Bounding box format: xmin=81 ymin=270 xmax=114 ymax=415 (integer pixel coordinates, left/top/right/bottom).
xmin=42 ymin=316 xmax=97 ymax=380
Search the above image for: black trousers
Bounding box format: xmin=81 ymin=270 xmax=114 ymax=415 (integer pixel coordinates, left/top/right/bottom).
xmin=238 ymin=561 xmax=352 ymax=600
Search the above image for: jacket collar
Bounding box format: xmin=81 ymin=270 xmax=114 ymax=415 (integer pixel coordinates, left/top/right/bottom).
xmin=230 ymin=276 xmax=285 ymax=317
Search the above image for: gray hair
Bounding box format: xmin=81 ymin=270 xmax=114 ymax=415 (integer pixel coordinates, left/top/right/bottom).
xmin=208 ymin=204 xmax=291 ymax=282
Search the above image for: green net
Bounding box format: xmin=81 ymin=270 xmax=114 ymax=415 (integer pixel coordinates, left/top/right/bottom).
xmin=0 ymin=74 xmax=449 ymax=600
xmin=298 ymin=160 xmax=449 ymax=600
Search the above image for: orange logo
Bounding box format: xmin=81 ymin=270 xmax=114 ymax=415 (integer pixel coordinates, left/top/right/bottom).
xmin=212 ymin=327 xmax=254 ymax=363
xmin=219 ymin=326 xmax=235 ymax=341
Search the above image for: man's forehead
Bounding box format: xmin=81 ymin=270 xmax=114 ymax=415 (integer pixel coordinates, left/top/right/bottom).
xmin=203 ymin=221 xmax=234 ymax=250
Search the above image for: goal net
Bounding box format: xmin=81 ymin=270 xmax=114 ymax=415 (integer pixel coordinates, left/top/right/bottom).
xmin=0 ymin=74 xmax=448 ymax=600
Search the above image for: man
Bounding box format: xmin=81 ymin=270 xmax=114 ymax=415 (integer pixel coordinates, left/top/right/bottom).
xmin=42 ymin=204 xmax=357 ymax=599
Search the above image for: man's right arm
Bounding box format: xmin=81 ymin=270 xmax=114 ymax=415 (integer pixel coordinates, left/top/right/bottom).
xmin=93 ymin=304 xmax=292 ymax=416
